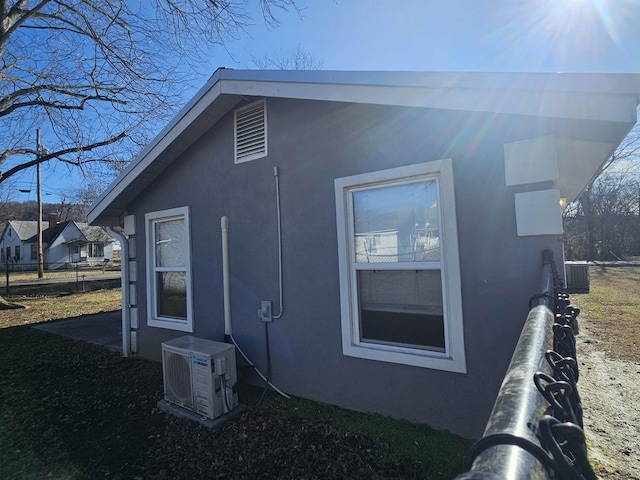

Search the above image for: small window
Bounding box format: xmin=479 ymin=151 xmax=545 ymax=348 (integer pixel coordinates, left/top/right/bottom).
xmin=89 ymin=243 xmax=104 ymax=258
xmin=145 ymin=207 xmax=193 ymax=332
xmin=234 ymin=99 xmax=268 ymax=164
xmin=335 ymin=159 xmax=466 ymax=372
xmin=15 ymin=245 xmax=20 ymax=260
xmin=31 ymin=244 xmax=37 ymax=260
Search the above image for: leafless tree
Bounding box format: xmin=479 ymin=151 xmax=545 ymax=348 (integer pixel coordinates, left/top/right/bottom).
xmin=564 ymin=122 xmax=640 ymax=260
xmin=0 ymin=0 xmax=297 ymax=187
xmin=600 ymin=121 xmax=640 ymax=173
xmin=252 ymin=45 xmax=323 ymax=70
xmin=0 ymin=176 xmax=17 ymax=223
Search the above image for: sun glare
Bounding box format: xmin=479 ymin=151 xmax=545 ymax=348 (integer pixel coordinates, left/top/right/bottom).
xmin=530 ymin=0 xmax=627 ymax=67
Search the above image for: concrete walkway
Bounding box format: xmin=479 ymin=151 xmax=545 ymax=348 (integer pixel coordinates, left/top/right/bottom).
xmin=33 ymin=310 xmax=122 ymax=352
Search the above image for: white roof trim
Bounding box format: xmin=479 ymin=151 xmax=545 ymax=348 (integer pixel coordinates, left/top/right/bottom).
xmin=87 ymin=69 xmax=640 ymax=225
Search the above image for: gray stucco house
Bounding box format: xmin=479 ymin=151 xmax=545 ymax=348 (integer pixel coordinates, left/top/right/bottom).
xmin=87 ymin=70 xmax=640 ymax=438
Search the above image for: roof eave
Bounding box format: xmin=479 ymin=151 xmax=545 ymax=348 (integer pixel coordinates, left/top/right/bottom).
xmin=87 ymin=68 xmax=234 ymax=225
xmin=87 ymin=70 xmax=640 ymax=225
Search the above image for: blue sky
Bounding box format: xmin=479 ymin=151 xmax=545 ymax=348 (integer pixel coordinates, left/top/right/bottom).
xmin=212 ymin=0 xmax=640 ymax=73
xmin=10 ymin=0 xmax=640 ymax=204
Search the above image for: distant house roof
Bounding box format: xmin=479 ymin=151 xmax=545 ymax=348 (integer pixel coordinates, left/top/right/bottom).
xmin=77 ymin=223 xmax=113 ymax=243
xmin=2 ymin=220 xmax=112 ymax=246
xmin=18 ymin=220 xmax=71 ymax=244
xmin=6 ymin=220 xmax=38 ymax=241
xmin=86 ymin=69 xmax=640 ymax=226
xmin=43 ymin=221 xmax=71 ymax=244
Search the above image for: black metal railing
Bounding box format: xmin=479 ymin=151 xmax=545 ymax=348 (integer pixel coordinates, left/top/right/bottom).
xmin=456 ymin=250 xmax=596 ymax=480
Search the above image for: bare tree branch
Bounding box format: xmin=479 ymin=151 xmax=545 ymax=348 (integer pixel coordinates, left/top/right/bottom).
xmin=1 ymin=0 xmax=297 ymax=192
xmin=565 ymin=118 xmax=640 ymax=260
xmin=252 ymin=44 xmax=323 ymax=70
xmin=0 ymin=130 xmax=127 ymax=183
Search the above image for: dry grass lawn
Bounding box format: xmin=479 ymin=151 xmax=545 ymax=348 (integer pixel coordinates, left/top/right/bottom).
xmin=0 ymin=289 xmax=122 ymax=328
xmin=570 ymin=266 xmax=640 ymax=479
xmin=571 ymin=266 xmax=640 ymax=363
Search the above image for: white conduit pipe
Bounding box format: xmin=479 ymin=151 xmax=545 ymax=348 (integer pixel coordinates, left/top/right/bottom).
xmin=220 ymin=215 xmax=290 ymax=399
xmin=273 ymin=166 xmax=284 ymax=319
xmin=221 ymin=216 xmax=232 ymax=336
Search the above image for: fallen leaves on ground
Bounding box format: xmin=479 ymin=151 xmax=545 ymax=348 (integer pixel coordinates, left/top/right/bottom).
xmin=0 ymin=326 xmax=436 ymax=480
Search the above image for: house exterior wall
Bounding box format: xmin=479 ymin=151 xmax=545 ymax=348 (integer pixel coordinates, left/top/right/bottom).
xmin=0 ymin=224 xmax=26 ymax=267
xmin=0 ymin=223 xmax=38 ymax=270
xmin=126 ymin=98 xmax=563 ymax=439
xmin=44 ymin=245 xmax=70 ymax=269
xmin=47 ymin=224 xmax=80 ymax=268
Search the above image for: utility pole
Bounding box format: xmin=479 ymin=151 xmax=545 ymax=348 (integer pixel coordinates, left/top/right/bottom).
xmin=36 ymin=129 xmax=44 ymax=278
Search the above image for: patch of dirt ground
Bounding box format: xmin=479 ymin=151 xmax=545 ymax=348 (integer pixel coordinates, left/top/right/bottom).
xmin=575 ymin=310 xmax=640 ymax=479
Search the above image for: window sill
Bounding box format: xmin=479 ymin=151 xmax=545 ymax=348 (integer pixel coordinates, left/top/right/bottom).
xmin=148 ymin=317 xmax=193 ymax=332
xmin=343 ymin=342 xmax=467 ymax=373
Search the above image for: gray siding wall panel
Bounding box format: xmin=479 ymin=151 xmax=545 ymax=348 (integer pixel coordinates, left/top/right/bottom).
xmin=129 ymin=98 xmax=564 ymax=438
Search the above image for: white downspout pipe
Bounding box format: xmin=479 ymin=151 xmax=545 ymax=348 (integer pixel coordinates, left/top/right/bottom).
xmin=221 ymin=216 xmax=232 ymax=336
xmin=107 ymin=227 xmax=130 ymax=357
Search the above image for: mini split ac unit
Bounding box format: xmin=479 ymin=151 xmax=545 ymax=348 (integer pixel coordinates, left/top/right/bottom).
xmin=162 ymin=336 xmax=238 ymax=420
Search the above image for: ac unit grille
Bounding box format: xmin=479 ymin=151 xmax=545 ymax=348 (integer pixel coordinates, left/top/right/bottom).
xmin=565 ymin=262 xmax=590 ymax=293
xmin=163 ymin=351 xmax=193 ymax=409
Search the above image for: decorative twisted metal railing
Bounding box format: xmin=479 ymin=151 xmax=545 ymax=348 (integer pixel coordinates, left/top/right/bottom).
xmin=456 ymin=250 xmax=596 ymax=480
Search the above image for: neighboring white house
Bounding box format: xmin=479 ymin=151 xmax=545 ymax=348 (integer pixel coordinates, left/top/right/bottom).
xmin=0 ymin=214 xmax=114 ymax=270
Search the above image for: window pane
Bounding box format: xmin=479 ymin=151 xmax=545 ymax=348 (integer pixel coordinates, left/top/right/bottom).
xmin=155 ymin=218 xmax=185 ymax=267
xmin=353 ymin=181 xmax=440 ymax=263
xmin=358 ymin=270 xmax=444 ymax=351
xmin=157 ymin=272 xmax=187 ymax=319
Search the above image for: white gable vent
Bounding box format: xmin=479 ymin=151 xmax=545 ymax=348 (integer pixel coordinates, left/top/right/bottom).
xmin=234 ymin=99 xmax=267 ymax=164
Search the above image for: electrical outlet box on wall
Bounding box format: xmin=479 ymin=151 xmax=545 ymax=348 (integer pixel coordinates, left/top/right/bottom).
xmin=258 ymin=300 xmax=273 ymax=322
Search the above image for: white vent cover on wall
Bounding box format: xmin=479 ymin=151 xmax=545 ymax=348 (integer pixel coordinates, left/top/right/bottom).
xmin=234 ymin=99 xmax=267 ymax=164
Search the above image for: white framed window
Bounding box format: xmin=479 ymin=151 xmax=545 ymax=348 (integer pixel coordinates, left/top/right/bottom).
xmin=335 ymin=159 xmax=466 ymax=373
xmin=234 ymin=99 xmax=268 ymax=164
xmin=89 ymin=243 xmax=104 ymax=258
xmin=145 ymin=206 xmax=193 ymax=332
